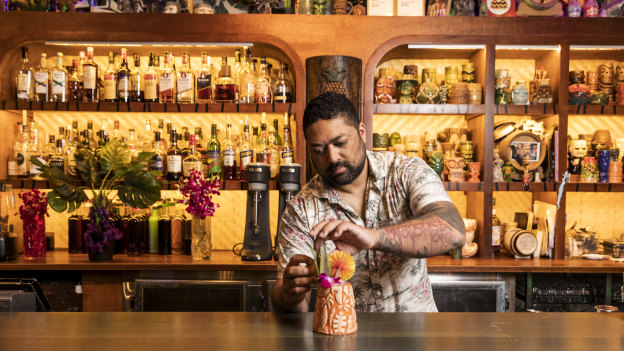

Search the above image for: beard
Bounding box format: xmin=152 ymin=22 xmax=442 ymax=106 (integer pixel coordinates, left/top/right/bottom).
xmin=317 ymin=141 xmax=367 ymax=187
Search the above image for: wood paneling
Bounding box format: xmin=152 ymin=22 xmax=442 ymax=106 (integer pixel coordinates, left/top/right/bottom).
xmin=82 ymin=271 xmax=122 ymax=311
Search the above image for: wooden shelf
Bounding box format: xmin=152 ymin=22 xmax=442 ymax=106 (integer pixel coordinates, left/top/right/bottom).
xmin=568 ymin=103 xmax=624 ymax=115
xmin=1 ymin=100 xmax=295 ymax=114
xmin=443 ymin=182 xmax=483 ymax=192
xmin=493 ymin=182 xmax=559 ymax=192
xmin=373 ymin=103 xmax=485 ymax=116
xmin=4 ymin=178 xmax=279 ymax=191
xmin=564 ymin=182 xmax=624 ymax=192
xmin=494 ymin=104 xmax=557 ymax=115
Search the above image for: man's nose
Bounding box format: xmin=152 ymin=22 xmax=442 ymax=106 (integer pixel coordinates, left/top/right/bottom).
xmin=327 ymin=145 xmax=341 ymax=163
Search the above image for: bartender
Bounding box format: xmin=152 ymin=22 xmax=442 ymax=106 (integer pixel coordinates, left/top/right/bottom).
xmin=271 ymin=92 xmax=465 ymax=313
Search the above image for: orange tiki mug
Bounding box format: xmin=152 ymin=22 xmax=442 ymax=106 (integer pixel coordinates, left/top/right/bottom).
xmin=313 ymin=282 xmax=358 ymax=335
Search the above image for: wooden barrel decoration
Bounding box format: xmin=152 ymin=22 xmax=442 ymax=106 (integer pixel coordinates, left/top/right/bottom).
xmin=306 ymin=55 xmax=362 ymax=122
xmin=497 ymin=130 xmax=545 ymax=171
xmin=503 ymin=229 xmax=538 ymax=257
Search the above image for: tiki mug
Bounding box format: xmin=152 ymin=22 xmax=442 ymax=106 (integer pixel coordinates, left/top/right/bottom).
xmin=446 ymin=157 xmax=466 ymax=182
xmin=615 ymin=63 xmax=624 ymax=83
xmin=502 ymin=162 xmax=517 ymax=182
xmin=445 ymin=66 xmax=459 ymax=86
xmin=598 ymin=63 xmax=614 ymax=101
xmin=428 ymin=151 xmax=445 ymax=179
xmin=441 ymin=142 xmax=456 ymax=159
xmin=468 ymin=83 xmax=482 ymax=104
xmin=580 ymin=157 xmax=598 ymax=183
xmin=462 ymin=63 xmax=476 ymax=83
xmin=493 ymin=150 xmax=504 ymax=182
xmin=422 ymin=139 xmax=437 ymax=163
xmin=460 ymin=141 xmax=474 ymax=172
xmin=398 ymin=79 xmax=416 ymax=104
xmin=617 ymin=82 xmax=624 ymax=106
xmin=439 ymin=84 xmax=450 ymax=104
xmin=609 ymin=161 xmax=623 ymax=183
xmin=610 ymin=148 xmax=620 ymax=162
xmin=313 ymin=282 xmax=358 ymax=335
xmin=597 ymin=150 xmax=611 ymax=183
xmin=416 ymin=68 xmax=440 ymax=104
xmin=375 ymin=68 xmax=395 ymax=104
xmin=569 ymin=139 xmax=588 ymax=175
xmin=535 ymin=79 xmax=554 ymax=104
xmin=468 ymin=162 xmax=480 ymax=182
xmin=569 ymin=70 xmax=585 ymax=85
xmin=511 ymin=81 xmax=529 ymax=105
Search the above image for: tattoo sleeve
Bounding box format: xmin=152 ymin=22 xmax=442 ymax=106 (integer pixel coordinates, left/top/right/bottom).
xmin=373 ymin=202 xmax=466 ymax=258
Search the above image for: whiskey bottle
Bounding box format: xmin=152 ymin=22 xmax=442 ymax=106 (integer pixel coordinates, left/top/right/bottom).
xmin=50 ymin=52 xmax=68 ymax=102
xmin=206 ymin=124 xmax=221 ymax=179
xmin=239 ymin=47 xmax=256 ymax=103
xmin=176 ymin=52 xmax=194 ymax=103
xmin=273 ymin=62 xmax=293 ymax=103
xmin=280 ymin=113 xmax=294 ymax=165
xmin=34 ymin=53 xmax=50 ymax=102
xmin=49 ymin=139 xmax=66 ymax=174
xmin=273 ymin=118 xmax=282 ymax=145
xmin=130 ymin=53 xmax=143 ymax=102
xmin=144 ymin=52 xmax=158 ymax=102
xmin=196 ymin=52 xmax=213 ymax=103
xmin=233 ymin=48 xmax=242 ymax=102
xmin=222 ymin=120 xmax=237 ymax=181
xmin=214 ymin=57 xmax=236 ymax=102
xmin=28 ymin=128 xmax=46 ymax=179
xmin=82 ymin=47 xmax=99 ymax=103
xmin=255 ymin=57 xmax=272 ymax=104
xmin=239 ymin=120 xmax=253 ymax=180
xmin=67 ymin=60 xmax=82 ymax=102
xmin=492 ymin=198 xmax=501 ymax=255
xmin=267 ymin=125 xmax=280 ymax=179
xmin=159 ymin=51 xmax=176 ymax=103
xmin=117 ymin=48 xmax=131 ymax=102
xmin=167 ymin=131 xmax=183 ymax=181
xmin=17 ymin=123 xmax=29 ymax=178
xmin=149 ymin=131 xmax=166 ymax=176
xmin=183 ymin=134 xmax=203 ymax=178
xmin=102 ymin=51 xmax=117 ymax=102
xmin=16 ymin=47 xmax=32 ymax=102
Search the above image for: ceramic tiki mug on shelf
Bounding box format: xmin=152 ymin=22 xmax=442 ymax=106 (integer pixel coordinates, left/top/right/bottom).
xmin=580 ymin=157 xmax=598 ymax=183
xmin=375 ymin=68 xmax=395 ymax=104
xmin=511 ymin=81 xmax=529 ymax=105
xmin=446 ymin=157 xmax=466 ymax=182
xmin=416 ymin=68 xmax=440 ymax=104
xmin=428 ymin=151 xmax=445 ymax=179
xmin=468 ymin=162 xmax=480 ymax=182
xmin=609 ymin=161 xmax=623 ymax=183
xmin=597 ymin=150 xmax=610 ymax=183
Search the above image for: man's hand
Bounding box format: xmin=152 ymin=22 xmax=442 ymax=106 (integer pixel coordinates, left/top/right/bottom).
xmin=311 ymin=220 xmax=380 ymax=255
xmin=272 ymin=254 xmax=316 ymax=312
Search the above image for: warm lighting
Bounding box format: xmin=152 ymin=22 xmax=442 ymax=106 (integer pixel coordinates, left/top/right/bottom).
xmin=496 ymin=45 xmax=560 ymax=50
xmin=570 ymin=45 xmax=624 ymax=51
xmin=407 ymin=44 xmax=485 ymax=50
xmin=44 ymin=41 xmax=254 ymax=48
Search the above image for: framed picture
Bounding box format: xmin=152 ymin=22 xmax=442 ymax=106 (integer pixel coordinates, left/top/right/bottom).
xmin=510 ymin=141 xmax=540 ymax=164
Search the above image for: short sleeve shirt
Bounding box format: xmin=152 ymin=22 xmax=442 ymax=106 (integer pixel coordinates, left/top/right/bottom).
xmin=277 ymin=151 xmax=452 ymax=312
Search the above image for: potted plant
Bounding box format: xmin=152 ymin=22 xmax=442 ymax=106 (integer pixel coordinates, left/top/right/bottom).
xmin=31 ymin=138 xmax=162 ymax=261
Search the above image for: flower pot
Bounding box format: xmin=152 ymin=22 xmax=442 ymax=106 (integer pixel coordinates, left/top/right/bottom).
xmin=313 ymin=282 xmax=357 ymax=335
xmin=191 ymin=215 xmax=211 ymax=260
xmin=88 ymin=245 xmax=114 ymax=262
xmin=23 ymin=213 xmax=46 ymax=261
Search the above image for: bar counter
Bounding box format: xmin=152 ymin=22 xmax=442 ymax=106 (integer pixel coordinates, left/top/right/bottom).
xmin=0 ymin=312 xmax=622 ymax=350
xmin=1 ymin=250 xmax=623 ymax=273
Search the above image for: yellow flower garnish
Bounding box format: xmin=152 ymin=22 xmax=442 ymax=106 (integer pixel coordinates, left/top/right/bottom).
xmin=329 ymin=251 xmax=356 ymax=281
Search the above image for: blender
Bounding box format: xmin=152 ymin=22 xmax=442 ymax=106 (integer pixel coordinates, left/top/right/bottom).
xmin=241 ymin=163 xmax=273 ymax=261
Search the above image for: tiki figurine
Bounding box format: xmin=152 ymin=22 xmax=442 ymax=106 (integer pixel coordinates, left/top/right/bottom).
xmin=446 ymin=157 xmax=466 ymax=182
xmin=502 ymin=162 xmax=517 ymax=182
xmin=375 ymin=68 xmax=395 ymax=104
xmin=468 ymin=162 xmax=480 ymax=182
xmin=428 ymin=151 xmax=445 ymax=179
xmin=493 ymin=149 xmax=504 ymax=182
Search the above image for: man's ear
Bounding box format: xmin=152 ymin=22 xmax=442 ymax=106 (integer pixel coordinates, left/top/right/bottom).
xmin=359 ymin=122 xmax=366 ymax=143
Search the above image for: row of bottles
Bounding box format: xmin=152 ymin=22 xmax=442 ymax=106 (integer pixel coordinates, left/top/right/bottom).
xmin=68 ymin=199 xmax=198 ymax=256
xmin=15 ymin=46 xmax=294 ymax=104
xmin=8 ymin=112 xmax=295 ymax=182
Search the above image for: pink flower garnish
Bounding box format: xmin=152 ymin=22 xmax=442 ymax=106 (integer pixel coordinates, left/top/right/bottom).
xmin=318 ymin=273 xmax=341 ymax=289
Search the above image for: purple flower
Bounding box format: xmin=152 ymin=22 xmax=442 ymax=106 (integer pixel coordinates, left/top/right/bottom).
xmin=178 ymin=169 xmax=220 ymax=219
xmin=83 ymin=204 xmax=122 ymax=253
xmin=318 ymin=273 xmax=341 ymax=289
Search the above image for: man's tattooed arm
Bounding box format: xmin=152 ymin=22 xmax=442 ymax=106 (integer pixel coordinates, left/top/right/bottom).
xmin=373 ymin=201 xmax=466 ymax=258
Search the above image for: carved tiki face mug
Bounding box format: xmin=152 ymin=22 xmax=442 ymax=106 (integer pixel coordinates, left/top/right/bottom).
xmin=570 ymin=139 xmax=588 ymax=158
xmin=375 ymin=68 xmax=395 ymax=104
xmin=428 ymin=151 xmax=444 ymax=178
xmin=468 ymin=162 xmax=480 ymax=182
xmin=445 ymin=157 xmax=466 ymax=182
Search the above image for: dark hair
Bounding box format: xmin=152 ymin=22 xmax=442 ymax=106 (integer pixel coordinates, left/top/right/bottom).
xmin=303 ymin=92 xmax=359 ymax=135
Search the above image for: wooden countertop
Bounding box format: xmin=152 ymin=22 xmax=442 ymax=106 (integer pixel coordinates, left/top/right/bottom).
xmin=1 ymin=250 xmax=623 ymax=273
xmin=0 ymin=312 xmax=622 ymax=351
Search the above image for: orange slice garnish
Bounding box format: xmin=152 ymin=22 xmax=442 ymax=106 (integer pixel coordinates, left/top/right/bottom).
xmin=329 ymin=250 xmax=356 ymax=281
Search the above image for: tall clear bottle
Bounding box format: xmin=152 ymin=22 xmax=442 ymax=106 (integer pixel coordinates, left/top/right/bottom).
xmin=206 ymin=124 xmax=221 ymax=179
xmin=233 ymin=49 xmax=242 ymax=102
xmin=273 ymin=62 xmax=292 ymax=103
xmin=117 ymin=48 xmax=131 ymax=102
xmin=68 ymin=59 xmax=82 ymax=102
xmin=267 ymin=125 xmax=280 ymax=180
xmin=16 ymin=123 xmax=29 ymax=178
xmin=28 ymin=128 xmax=46 ymax=179
xmin=130 ymin=53 xmax=143 ymax=102
xmin=102 ymin=51 xmax=117 ymax=102
xmin=176 ymin=52 xmax=194 ymax=103
xmin=239 ymin=118 xmax=253 ymax=180
xmin=196 ymin=52 xmax=213 ymax=103
xmin=222 ymin=119 xmax=237 ymax=181
xmin=34 ymin=53 xmax=50 ymax=102
xmin=16 ymin=47 xmax=33 ymax=101
xmin=50 ymin=52 xmax=68 ymax=102
xmin=144 ymin=52 xmax=159 ymax=103
xmin=239 ymin=47 xmax=256 ymax=103
xmin=280 ymin=113 xmax=294 ymax=165
xmin=159 ymin=51 xmax=175 ymax=103
xmin=82 ymin=46 xmax=99 ymax=102
xmin=64 ymin=124 xmax=78 ymax=178
xmin=255 ymin=56 xmax=272 ymax=103
xmin=49 ymin=139 xmax=66 ymax=174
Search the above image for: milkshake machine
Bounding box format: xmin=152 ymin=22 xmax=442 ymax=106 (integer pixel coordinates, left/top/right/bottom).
xmin=274 ymin=163 xmax=302 ymax=260
xmin=242 ymin=163 xmax=273 ymax=261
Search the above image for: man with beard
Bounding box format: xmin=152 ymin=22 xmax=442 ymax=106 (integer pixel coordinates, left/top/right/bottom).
xmin=271 ymin=92 xmax=465 ymax=313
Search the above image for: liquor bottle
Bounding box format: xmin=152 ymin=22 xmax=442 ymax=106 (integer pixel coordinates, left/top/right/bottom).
xmin=68 ymin=59 xmax=82 ymax=102
xmin=68 ymin=211 xmax=84 ymax=254
xmin=183 ymin=134 xmax=203 ymax=178
xmin=273 ymin=62 xmax=293 ymax=103
xmin=214 ymin=57 xmax=236 ymax=102
xmin=222 ymin=120 xmax=237 ymax=181
xmin=117 ymin=48 xmax=131 ymax=102
xmin=50 ymin=52 xmax=67 ymax=102
xmin=196 ymin=52 xmax=213 ymax=103
xmin=141 ymin=120 xmax=153 ymax=151
xmin=149 ymin=131 xmax=166 ymax=176
xmin=148 ymin=205 xmax=160 ymax=254
xmin=167 ymin=131 xmax=183 ymax=181
xmin=267 ymin=125 xmax=280 ymax=179
xmin=233 ymin=48 xmax=242 ymax=102
xmin=16 ymin=47 xmax=32 ymax=101
xmin=195 ymin=127 xmax=207 ymax=159
xmin=127 ymin=128 xmax=139 ymax=162
xmin=49 ymin=139 xmax=66 ymax=174
xmin=280 ymin=113 xmax=294 ymax=165
xmin=127 ymin=209 xmax=141 ymax=256
xmin=171 ymin=205 xmax=184 ymax=255
xmin=183 ymin=214 xmax=192 ymax=255
xmin=130 ymin=53 xmax=143 ymax=102
xmin=87 ymin=121 xmax=97 ymax=148
xmin=82 ymin=47 xmax=99 ymax=103
xmin=239 ymin=47 xmax=256 ymax=103
xmin=102 ymin=51 xmax=117 ymax=102
xmin=34 ymin=53 xmax=50 ymax=102
xmin=112 ymin=120 xmax=120 ymax=139
xmin=159 ymin=51 xmax=175 ymax=103
xmin=239 ymin=119 xmax=253 ymax=180
xmin=157 ymin=118 xmax=168 ymax=150
xmin=17 ymin=123 xmax=28 ymax=178
xmin=64 ymin=124 xmax=78 ymax=177
xmin=7 ymin=140 xmax=19 ymax=178
xmin=28 ymin=128 xmax=46 ymax=179
xmin=47 ymin=134 xmax=56 ymax=159
xmin=492 ymin=198 xmax=501 ymax=255
xmin=176 ymin=52 xmax=194 ymax=103
xmin=180 ymin=130 xmax=190 ymax=156
xmin=255 ymin=57 xmax=272 ymax=104
xmin=158 ymin=204 xmax=172 ymax=255
xmin=205 ymin=124 xmax=221 ymax=179
xmin=273 ymin=118 xmax=282 ymax=145
xmin=255 ymin=122 xmax=270 ymax=164
xmin=144 ymin=52 xmax=159 ymax=102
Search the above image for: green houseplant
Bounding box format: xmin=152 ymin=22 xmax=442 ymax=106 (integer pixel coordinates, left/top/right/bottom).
xmin=31 ymin=138 xmax=162 ymax=261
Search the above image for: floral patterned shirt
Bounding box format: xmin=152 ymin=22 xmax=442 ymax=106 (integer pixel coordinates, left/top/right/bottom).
xmin=277 ymin=151 xmax=452 ymax=312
